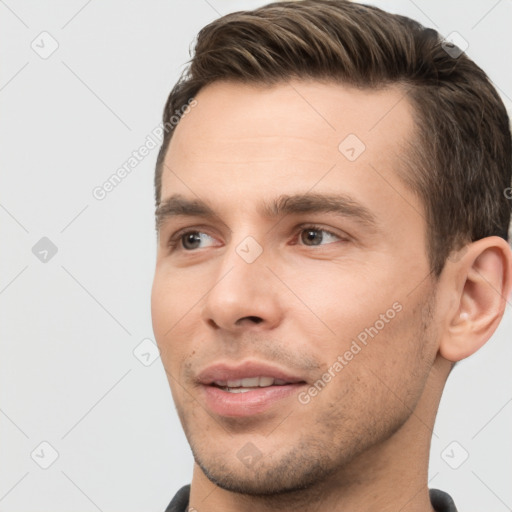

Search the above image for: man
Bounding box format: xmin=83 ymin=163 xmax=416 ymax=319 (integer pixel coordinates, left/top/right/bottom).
xmin=150 ymin=1 xmax=512 ymax=510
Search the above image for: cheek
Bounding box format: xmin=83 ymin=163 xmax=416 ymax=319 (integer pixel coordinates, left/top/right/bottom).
xmin=316 ymin=304 xmax=433 ymax=439
xmin=151 ymin=267 xmax=200 ymax=376
xmin=352 ymin=298 xmax=434 ymax=404
xmin=151 ymin=265 xmax=206 ymax=337
xmin=277 ymin=262 xmax=403 ymax=346
xmin=286 ymin=264 xmax=432 ymax=399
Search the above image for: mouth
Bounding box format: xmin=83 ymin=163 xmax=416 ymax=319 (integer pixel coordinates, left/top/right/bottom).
xmin=211 ymin=376 xmax=298 ymax=393
xmin=197 ymin=361 xmax=307 ymax=417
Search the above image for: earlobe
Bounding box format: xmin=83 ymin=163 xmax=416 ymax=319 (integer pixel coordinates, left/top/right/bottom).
xmin=439 ymin=236 xmax=512 ymax=362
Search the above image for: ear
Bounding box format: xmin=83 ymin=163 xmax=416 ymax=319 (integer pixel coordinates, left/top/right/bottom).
xmin=438 ymin=236 xmax=512 ymax=362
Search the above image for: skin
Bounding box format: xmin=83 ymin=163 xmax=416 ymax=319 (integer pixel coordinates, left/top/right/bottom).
xmin=151 ymin=80 xmax=512 ymax=512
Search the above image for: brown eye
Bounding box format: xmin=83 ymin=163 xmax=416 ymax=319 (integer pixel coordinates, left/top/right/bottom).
xmin=299 ymin=227 xmax=341 ymax=246
xmin=301 ymin=229 xmax=324 ymax=246
xmin=182 ymin=232 xmax=202 ymax=250
xmin=177 ymin=231 xmax=217 ymax=250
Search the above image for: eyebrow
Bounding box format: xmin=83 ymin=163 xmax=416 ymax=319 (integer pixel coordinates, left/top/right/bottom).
xmin=155 ymin=192 xmax=378 ymax=232
xmin=155 ymin=195 xmax=217 ymax=231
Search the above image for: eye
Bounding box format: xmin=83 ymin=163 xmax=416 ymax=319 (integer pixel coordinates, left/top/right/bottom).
xmin=169 ymin=230 xmax=217 ymax=251
xmin=298 ymin=226 xmax=343 ymax=246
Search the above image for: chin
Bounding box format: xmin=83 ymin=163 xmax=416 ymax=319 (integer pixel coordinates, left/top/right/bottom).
xmin=190 ymin=440 xmax=342 ymax=497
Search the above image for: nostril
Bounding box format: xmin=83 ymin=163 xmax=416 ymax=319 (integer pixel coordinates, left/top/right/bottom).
xmin=238 ymin=316 xmax=263 ymax=324
xmin=207 ymin=318 xmax=220 ymax=329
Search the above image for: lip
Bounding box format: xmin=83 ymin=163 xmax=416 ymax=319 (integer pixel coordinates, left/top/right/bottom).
xmin=197 ymin=360 xmax=307 ymax=418
xmin=202 ymin=383 xmax=306 ymax=417
xmin=196 ymin=360 xmax=306 ymax=385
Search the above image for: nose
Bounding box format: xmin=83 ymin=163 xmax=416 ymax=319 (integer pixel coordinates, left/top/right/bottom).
xmin=200 ymin=242 xmax=283 ymax=332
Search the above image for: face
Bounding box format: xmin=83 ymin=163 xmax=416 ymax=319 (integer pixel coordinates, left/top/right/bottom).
xmin=151 ymin=80 xmax=439 ymax=495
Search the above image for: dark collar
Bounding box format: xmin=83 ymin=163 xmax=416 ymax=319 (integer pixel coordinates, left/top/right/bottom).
xmin=165 ymin=485 xmax=458 ymax=511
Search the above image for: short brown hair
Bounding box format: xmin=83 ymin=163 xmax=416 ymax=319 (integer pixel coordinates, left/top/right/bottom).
xmin=154 ymin=0 xmax=511 ymax=277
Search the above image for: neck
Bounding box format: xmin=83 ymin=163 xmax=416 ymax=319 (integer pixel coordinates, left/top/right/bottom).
xmin=189 ymin=355 xmax=451 ymax=512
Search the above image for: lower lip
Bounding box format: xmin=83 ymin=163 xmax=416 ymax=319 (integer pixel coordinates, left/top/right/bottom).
xmin=202 ymin=384 xmax=305 ymax=417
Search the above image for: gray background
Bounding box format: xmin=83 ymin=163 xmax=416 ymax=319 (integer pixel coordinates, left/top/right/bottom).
xmin=1 ymin=0 xmax=511 ymax=510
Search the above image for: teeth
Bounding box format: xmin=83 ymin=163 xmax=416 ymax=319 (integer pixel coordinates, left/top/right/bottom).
xmin=258 ymin=376 xmax=274 ymax=387
xmin=212 ymin=376 xmax=291 ymax=389
xmin=241 ymin=377 xmax=260 ymax=387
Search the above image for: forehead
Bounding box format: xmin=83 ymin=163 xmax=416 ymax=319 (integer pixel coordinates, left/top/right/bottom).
xmin=160 ymin=80 xmax=420 ymax=226
xmin=169 ymin=79 xmax=413 ymax=155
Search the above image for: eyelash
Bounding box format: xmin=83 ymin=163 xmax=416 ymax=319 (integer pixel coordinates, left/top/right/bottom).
xmin=166 ymin=224 xmax=346 ymax=251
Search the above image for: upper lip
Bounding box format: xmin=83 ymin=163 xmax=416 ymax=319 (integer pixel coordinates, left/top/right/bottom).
xmin=197 ymin=360 xmax=307 ymax=385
